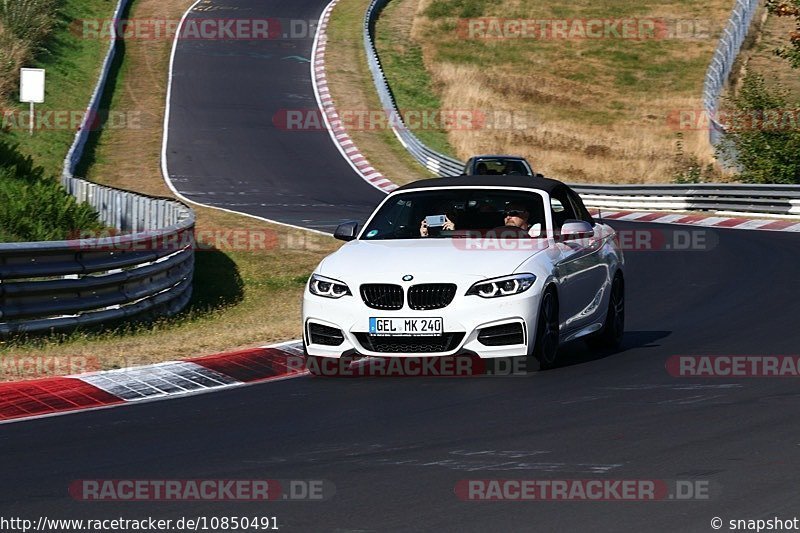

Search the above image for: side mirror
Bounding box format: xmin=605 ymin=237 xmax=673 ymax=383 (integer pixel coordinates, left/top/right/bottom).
xmin=334 ymin=221 xmax=359 ymax=242
xmin=534 ymin=173 xmax=545 ymax=179
xmin=560 ymin=220 xmax=594 ymax=240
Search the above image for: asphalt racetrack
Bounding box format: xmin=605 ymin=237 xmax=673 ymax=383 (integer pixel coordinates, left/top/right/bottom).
xmin=164 ymin=0 xmax=385 ymax=232
xmin=3 ymin=222 xmax=800 ymax=531
xmin=2 ymin=0 xmax=799 ymax=530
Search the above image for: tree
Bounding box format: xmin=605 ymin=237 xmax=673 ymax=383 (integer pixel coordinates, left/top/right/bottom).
xmin=766 ymin=0 xmax=800 ymax=68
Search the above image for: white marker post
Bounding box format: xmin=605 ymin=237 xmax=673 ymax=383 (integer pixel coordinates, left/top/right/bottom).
xmin=20 ymin=68 xmax=45 ymax=136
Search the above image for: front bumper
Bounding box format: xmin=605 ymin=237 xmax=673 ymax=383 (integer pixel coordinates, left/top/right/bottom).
xmin=302 ymin=283 xmax=543 ymax=359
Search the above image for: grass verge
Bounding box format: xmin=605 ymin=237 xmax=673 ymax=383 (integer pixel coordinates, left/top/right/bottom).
xmin=2 ymin=0 xmax=113 ymax=177
xmin=0 ymin=0 xmax=343 ymax=381
xmin=0 ymin=140 xmax=103 ymax=241
xmin=337 ymin=0 xmax=747 ymax=183
xmin=0 ymin=0 xmax=112 ymax=241
xmin=374 ymin=0 xmax=455 ymax=157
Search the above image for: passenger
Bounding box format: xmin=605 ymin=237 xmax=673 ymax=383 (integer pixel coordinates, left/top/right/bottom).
xmin=420 ymin=213 xmax=455 ymax=237
xmin=475 ymin=162 xmax=489 ymax=175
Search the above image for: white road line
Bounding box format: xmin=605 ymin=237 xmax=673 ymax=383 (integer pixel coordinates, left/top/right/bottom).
xmin=159 ymin=0 xmax=333 ymax=236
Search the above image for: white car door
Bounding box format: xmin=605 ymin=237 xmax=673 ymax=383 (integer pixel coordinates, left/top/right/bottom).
xmin=551 ymin=195 xmax=608 ymax=334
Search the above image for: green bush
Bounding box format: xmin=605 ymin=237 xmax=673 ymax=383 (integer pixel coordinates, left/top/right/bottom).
xmin=716 ymin=74 xmax=800 ymax=184
xmin=0 ymin=1 xmax=106 ymax=243
xmin=0 ymin=140 xmax=103 ymax=242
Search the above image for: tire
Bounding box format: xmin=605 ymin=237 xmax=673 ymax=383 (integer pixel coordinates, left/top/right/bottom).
xmin=587 ymin=273 xmax=625 ymax=350
xmin=531 ymin=287 xmax=560 ymax=370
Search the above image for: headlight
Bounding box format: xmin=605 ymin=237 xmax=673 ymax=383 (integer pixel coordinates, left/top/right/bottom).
xmin=309 ymin=273 xmax=352 ymax=299
xmin=466 ymin=274 xmax=536 ymax=298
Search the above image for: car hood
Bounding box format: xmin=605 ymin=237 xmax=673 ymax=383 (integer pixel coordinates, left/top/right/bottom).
xmin=317 ymin=239 xmax=548 ymax=281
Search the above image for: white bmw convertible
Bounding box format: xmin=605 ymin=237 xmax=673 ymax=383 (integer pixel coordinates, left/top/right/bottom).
xmin=302 ymin=176 xmax=625 ymax=370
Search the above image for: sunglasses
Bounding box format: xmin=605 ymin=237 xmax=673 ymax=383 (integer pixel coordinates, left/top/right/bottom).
xmin=504 ymin=210 xmax=526 ymax=217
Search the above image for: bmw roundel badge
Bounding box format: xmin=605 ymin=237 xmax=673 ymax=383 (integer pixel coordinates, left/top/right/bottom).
xmin=402 ymin=275 xmax=414 ymax=282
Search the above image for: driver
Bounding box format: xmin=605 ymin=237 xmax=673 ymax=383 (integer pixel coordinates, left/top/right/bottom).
xmin=504 ymin=161 xmax=521 ymax=175
xmin=503 ymin=202 xmax=542 ymax=237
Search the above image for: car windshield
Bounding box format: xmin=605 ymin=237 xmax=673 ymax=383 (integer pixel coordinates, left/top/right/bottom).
xmin=361 ymin=189 xmax=547 ymax=240
xmin=471 ymin=158 xmax=531 ymax=176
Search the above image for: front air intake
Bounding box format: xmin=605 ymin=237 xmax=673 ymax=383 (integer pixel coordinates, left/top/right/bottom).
xmin=477 ymin=323 xmax=525 ymax=346
xmin=308 ymin=323 xmax=345 ymax=346
xmin=355 ymin=333 xmax=465 ymax=353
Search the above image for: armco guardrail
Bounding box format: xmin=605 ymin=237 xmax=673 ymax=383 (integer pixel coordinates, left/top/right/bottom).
xmin=0 ymin=180 xmax=195 ymax=336
xmin=0 ymin=0 xmax=196 ymax=336
xmin=364 ymin=0 xmax=463 ymax=177
xmin=572 ymin=183 xmax=800 ymax=216
xmin=702 ymin=0 xmax=761 ymax=147
xmin=362 ymin=0 xmax=800 ymax=216
xmin=63 ymin=0 xmax=132 ymax=178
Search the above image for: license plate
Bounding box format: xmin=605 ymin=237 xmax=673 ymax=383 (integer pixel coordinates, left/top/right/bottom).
xmin=369 ymin=317 xmax=443 ymax=336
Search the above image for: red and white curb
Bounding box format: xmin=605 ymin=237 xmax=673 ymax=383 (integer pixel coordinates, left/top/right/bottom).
xmin=596 ymin=210 xmax=800 ymax=233
xmin=311 ymin=0 xmax=398 ymax=194
xmin=0 ymin=342 xmax=306 ymax=424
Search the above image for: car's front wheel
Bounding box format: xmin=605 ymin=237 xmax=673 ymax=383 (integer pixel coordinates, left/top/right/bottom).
xmin=531 ymin=287 xmax=560 ymax=370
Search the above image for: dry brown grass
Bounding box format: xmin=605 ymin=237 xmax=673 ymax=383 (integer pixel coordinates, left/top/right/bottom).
xmin=738 ymin=11 xmax=800 ymax=97
xmin=391 ymin=0 xmax=741 ymax=183
xmin=0 ymin=20 xmax=30 ymax=102
xmin=0 ymin=0 xmax=343 ymax=381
